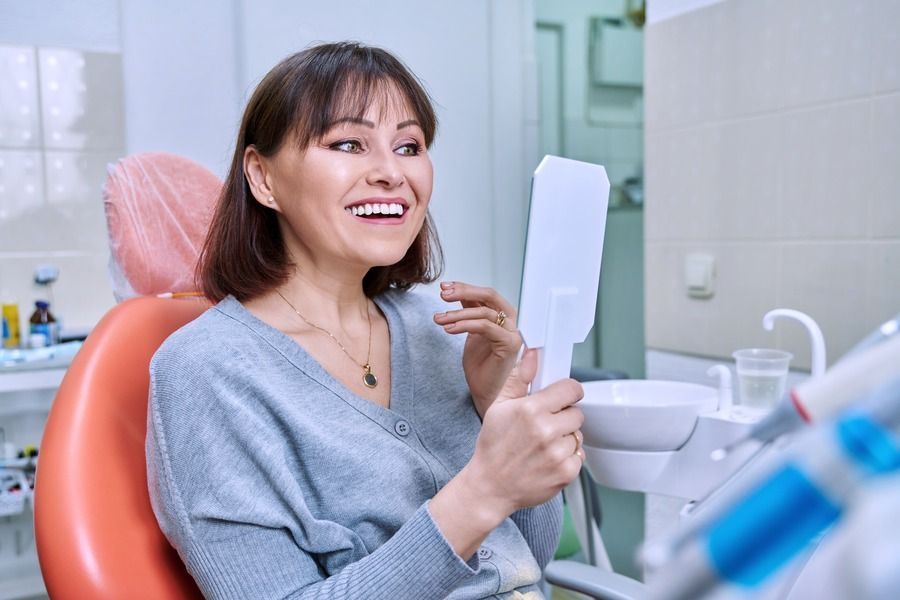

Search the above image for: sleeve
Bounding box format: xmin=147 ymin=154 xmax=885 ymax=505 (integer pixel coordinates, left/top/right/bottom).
xmin=509 ymin=493 xmax=564 ymax=570
xmin=182 ymin=503 xmax=478 ymax=600
xmin=146 ymin=345 xmax=481 ymax=600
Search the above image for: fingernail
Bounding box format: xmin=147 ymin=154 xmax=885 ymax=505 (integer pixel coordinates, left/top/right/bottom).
xmin=440 ymin=281 xmax=453 ymax=289
xmin=434 ymin=311 xmax=446 ymax=318
xmin=443 ymin=323 xmax=455 ymax=331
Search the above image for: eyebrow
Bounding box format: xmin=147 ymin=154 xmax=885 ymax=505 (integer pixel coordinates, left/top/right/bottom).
xmin=328 ymin=117 xmax=421 ymax=131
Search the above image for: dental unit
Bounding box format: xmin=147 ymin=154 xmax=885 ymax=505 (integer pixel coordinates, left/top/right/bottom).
xmin=645 ymin=372 xmax=900 ymax=600
xmin=515 ymin=156 xmax=900 ymax=600
xmin=713 ymin=312 xmax=900 ymax=462
xmin=570 ymin=309 xmax=832 ymax=504
xmin=640 ymin=315 xmax=900 ymax=572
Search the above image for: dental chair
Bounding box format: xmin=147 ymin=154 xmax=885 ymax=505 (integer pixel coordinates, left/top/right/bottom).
xmin=34 ymin=153 xmax=219 ymax=599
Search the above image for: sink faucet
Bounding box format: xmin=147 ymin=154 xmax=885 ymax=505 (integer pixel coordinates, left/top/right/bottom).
xmin=762 ymin=308 xmax=826 ymax=377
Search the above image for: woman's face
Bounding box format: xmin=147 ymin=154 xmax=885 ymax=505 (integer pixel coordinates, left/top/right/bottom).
xmin=261 ymin=92 xmax=433 ymax=274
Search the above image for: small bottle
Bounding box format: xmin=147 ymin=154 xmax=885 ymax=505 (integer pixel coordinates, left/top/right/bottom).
xmin=29 ymin=301 xmax=58 ymax=346
xmin=2 ymin=303 xmax=20 ymax=349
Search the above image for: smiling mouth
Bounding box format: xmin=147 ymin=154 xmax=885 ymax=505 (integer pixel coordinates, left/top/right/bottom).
xmin=345 ymin=201 xmax=407 ymax=220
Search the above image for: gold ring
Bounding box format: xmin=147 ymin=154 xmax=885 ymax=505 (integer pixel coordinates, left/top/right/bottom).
xmin=571 ymin=431 xmax=583 ymax=457
xmin=495 ymin=310 xmax=507 ymax=328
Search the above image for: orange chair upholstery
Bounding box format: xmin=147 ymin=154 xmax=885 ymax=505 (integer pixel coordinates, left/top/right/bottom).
xmin=35 ymin=296 xmax=209 ymax=599
xmin=35 ymin=151 xmax=220 ymax=598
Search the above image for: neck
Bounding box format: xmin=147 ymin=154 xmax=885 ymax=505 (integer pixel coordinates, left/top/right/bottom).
xmin=277 ymin=267 xmax=370 ymax=326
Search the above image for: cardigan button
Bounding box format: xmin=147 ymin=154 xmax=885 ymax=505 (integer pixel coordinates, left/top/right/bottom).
xmin=477 ymin=547 xmax=493 ymax=560
xmin=394 ymin=420 xmax=410 ymax=436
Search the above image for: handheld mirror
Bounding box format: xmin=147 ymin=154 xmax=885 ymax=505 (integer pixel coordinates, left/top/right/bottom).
xmin=517 ymin=155 xmax=610 ymax=392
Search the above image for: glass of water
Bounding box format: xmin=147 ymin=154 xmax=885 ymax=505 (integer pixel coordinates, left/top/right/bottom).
xmin=732 ymin=348 xmax=793 ymax=411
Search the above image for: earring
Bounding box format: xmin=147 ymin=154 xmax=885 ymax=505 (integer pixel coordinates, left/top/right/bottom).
xmin=267 ymin=196 xmax=275 ymax=204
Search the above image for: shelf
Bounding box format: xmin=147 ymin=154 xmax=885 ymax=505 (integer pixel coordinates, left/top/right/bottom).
xmin=0 ymin=370 xmax=66 ymax=396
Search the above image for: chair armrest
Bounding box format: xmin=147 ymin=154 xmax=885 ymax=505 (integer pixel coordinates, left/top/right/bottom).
xmin=544 ymin=560 xmax=649 ymax=600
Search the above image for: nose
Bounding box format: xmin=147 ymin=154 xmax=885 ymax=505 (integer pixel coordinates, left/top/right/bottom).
xmin=365 ymin=148 xmax=404 ymax=188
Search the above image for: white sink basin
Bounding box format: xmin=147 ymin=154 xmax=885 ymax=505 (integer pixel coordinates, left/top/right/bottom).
xmin=580 ymin=380 xmax=719 ymax=451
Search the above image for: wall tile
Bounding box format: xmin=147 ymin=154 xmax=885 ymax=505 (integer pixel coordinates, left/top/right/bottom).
xmin=701 ymin=242 xmax=782 ymax=358
xmin=711 ymin=115 xmax=783 ymax=240
xmin=666 ymin=126 xmax=722 ymax=241
xmin=778 ymin=101 xmax=870 ymax=239
xmin=778 ymin=242 xmax=869 ymax=367
xmin=644 ymin=0 xmax=898 ymax=376
xmin=644 ymin=241 xmax=693 ymax=350
xmin=643 ymin=131 xmax=668 ymax=241
xmin=871 ymin=0 xmax=900 ymax=93
xmin=37 ymin=48 xmax=124 ymax=151
xmin=724 ymin=0 xmax=788 ymax=116
xmin=870 ymin=94 xmax=900 ymax=238
xmin=682 ymin=1 xmax=730 ymax=124
xmin=666 ymin=10 xmax=703 ymax=128
xmin=44 ymin=149 xmax=119 ymax=206
xmin=646 ymin=242 xmax=779 ymax=359
xmin=0 ymin=150 xmax=44 ymax=229
xmin=780 ymin=0 xmax=873 ymax=108
xmin=0 ymin=203 xmax=107 ymax=255
xmin=0 ymin=46 xmax=41 ymax=149
xmin=643 ymin=18 xmax=675 ymax=131
xmin=0 ymin=150 xmax=112 ymax=254
xmin=645 ymin=6 xmax=730 ymax=130
xmin=866 ymin=242 xmax=900 ymax=330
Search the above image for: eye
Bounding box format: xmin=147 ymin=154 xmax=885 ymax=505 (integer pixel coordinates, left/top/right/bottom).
xmin=395 ymin=142 xmax=423 ymax=156
xmin=330 ymin=139 xmax=364 ymax=153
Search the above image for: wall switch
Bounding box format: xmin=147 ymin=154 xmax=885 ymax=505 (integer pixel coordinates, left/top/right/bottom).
xmin=685 ymin=253 xmax=715 ymax=298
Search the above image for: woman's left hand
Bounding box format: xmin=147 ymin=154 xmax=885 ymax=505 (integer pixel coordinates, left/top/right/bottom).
xmin=434 ymin=281 xmax=523 ymax=419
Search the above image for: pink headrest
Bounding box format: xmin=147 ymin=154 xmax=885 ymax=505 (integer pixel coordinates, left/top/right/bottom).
xmin=103 ymin=153 xmax=221 ymax=300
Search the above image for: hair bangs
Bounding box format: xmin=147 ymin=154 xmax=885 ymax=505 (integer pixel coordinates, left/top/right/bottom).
xmin=291 ymin=48 xmax=436 ymax=151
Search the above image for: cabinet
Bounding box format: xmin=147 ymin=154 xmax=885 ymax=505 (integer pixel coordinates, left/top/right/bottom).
xmin=589 ymin=18 xmax=643 ymax=88
xmin=0 ymin=350 xmax=77 ymax=600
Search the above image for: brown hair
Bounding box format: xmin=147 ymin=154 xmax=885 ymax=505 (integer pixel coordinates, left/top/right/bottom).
xmin=198 ymin=42 xmax=443 ymax=302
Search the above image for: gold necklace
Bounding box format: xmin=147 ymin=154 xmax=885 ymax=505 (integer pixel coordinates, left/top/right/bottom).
xmin=275 ymin=290 xmax=378 ymax=389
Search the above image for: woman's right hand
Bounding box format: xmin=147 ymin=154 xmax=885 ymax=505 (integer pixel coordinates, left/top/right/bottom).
xmin=466 ymin=348 xmax=585 ymax=519
xmin=428 ymin=349 xmax=584 ymax=560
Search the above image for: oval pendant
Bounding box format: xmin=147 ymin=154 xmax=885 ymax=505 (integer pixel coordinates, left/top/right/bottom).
xmin=363 ymin=371 xmax=378 ymax=388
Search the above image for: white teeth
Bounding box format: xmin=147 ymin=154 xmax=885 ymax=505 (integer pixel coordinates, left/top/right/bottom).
xmin=349 ymin=203 xmax=406 ymax=217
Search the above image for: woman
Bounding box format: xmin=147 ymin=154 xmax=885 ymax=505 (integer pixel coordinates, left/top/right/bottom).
xmin=147 ymin=42 xmax=585 ymax=599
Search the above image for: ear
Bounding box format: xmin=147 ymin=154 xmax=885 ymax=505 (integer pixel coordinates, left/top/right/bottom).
xmin=244 ymin=146 xmax=282 ymax=212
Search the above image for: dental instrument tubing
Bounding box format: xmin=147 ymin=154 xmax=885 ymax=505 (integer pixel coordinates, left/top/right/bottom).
xmin=647 ymin=379 xmax=900 ymax=600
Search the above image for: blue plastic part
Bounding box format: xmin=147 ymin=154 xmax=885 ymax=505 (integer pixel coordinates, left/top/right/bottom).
xmin=836 ymin=414 xmax=900 ymax=476
xmin=706 ymin=465 xmax=841 ymax=587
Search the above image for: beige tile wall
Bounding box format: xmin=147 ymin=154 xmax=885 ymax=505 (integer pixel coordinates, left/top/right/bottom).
xmin=644 ymin=0 xmax=900 ymax=369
